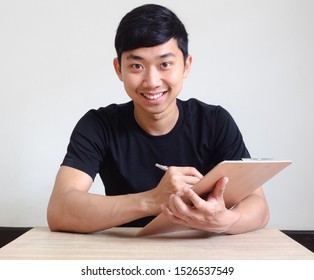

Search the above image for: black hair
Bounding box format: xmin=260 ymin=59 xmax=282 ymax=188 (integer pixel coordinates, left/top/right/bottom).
xmin=114 ymin=4 xmax=189 ymax=64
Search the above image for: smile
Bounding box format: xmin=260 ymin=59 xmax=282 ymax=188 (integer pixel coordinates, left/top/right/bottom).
xmin=142 ymin=91 xmax=167 ymax=100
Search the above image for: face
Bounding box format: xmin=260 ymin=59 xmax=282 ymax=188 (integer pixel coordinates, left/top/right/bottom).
xmin=114 ymin=38 xmax=192 ymax=119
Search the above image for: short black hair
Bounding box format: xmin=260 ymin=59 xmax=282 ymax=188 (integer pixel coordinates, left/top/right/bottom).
xmin=114 ymin=4 xmax=189 ymax=64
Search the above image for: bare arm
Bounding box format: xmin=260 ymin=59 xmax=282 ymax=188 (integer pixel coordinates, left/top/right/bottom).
xmin=47 ymin=166 xmax=154 ymax=233
xmin=161 ymin=177 xmax=270 ymax=234
xmin=47 ymin=165 xmax=203 ymax=233
xmin=224 ymin=186 xmax=270 ymax=234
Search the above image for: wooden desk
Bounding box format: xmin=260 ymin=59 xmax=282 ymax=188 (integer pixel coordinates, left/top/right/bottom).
xmin=0 ymin=227 xmax=313 ymax=260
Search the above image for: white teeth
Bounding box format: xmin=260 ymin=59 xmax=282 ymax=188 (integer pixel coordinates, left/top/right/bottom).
xmin=142 ymin=92 xmax=165 ymax=100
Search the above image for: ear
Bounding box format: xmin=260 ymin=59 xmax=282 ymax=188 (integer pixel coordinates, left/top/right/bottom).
xmin=113 ymin=58 xmax=123 ymax=81
xmin=183 ymin=55 xmax=192 ymax=79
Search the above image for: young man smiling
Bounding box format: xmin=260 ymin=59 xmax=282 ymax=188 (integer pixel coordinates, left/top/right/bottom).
xmin=47 ymin=4 xmax=269 ymax=234
xmin=113 ymin=38 xmax=191 ymax=135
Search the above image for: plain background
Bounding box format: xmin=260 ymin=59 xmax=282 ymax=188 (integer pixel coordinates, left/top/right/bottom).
xmin=0 ymin=0 xmax=313 ymax=230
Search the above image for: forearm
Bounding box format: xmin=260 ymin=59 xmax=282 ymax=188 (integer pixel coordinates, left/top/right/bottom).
xmin=47 ymin=189 xmax=158 ymax=233
xmin=47 ymin=165 xmax=203 ymax=233
xmin=224 ymin=191 xmax=270 ymax=234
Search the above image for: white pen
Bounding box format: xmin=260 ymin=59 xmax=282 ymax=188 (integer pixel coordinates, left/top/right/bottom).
xmin=155 ymin=163 xmax=168 ymax=171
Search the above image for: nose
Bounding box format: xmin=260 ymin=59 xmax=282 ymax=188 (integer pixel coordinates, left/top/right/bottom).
xmin=142 ymin=67 xmax=162 ymax=88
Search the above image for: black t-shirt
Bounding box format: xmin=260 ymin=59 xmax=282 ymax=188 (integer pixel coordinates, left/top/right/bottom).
xmin=62 ymin=98 xmax=250 ymax=226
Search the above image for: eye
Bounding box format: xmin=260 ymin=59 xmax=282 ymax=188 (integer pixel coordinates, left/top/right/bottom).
xmin=161 ymin=62 xmax=172 ymax=69
xmin=131 ymin=64 xmax=143 ymax=70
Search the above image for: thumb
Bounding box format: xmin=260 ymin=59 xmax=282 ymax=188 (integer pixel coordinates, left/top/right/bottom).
xmin=210 ymin=176 xmax=229 ymax=199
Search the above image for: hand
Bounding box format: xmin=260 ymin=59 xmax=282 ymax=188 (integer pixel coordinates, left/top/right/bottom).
xmin=150 ymin=166 xmax=203 ymax=215
xmin=161 ymin=177 xmax=240 ymax=233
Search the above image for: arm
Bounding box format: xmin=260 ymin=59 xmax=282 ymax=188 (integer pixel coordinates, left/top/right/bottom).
xmin=161 ymin=177 xmax=270 ymax=234
xmin=47 ymin=165 xmax=203 ymax=233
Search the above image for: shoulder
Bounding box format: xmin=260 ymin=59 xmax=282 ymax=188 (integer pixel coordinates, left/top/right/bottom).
xmin=76 ymin=101 xmax=133 ymax=128
xmin=84 ymin=101 xmax=132 ymax=120
xmin=69 ymin=101 xmax=134 ymax=146
xmin=178 ymin=98 xmax=232 ymax=122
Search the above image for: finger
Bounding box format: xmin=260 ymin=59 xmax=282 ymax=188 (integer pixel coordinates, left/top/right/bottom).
xmin=171 ymin=190 xmax=214 ymax=224
xmin=210 ymin=176 xmax=229 ymax=199
xmin=168 ymin=193 xmax=191 ymax=218
xmin=181 ymin=187 xmax=206 ymax=210
xmin=184 ymin=175 xmax=203 ymax=186
xmin=185 ymin=167 xmax=203 ymax=180
xmin=169 ymin=166 xmax=204 ymax=180
xmin=160 ymin=204 xmax=173 ymax=217
xmin=161 ymin=203 xmax=187 ymax=225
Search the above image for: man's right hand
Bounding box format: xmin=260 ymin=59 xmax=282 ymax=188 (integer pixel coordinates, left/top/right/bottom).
xmin=148 ymin=166 xmax=203 ymax=215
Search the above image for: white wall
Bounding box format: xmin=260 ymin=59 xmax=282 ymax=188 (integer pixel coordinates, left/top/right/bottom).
xmin=1 ymin=0 xmax=313 ymax=230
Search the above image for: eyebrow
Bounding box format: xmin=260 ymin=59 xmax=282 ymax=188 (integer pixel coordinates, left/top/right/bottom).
xmin=126 ymin=52 xmax=176 ymax=61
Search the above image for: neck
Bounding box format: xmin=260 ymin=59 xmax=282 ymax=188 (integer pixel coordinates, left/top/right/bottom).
xmin=134 ymin=105 xmax=179 ymax=136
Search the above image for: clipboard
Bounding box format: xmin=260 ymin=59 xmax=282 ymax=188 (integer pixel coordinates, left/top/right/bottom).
xmin=137 ymin=159 xmax=292 ymax=237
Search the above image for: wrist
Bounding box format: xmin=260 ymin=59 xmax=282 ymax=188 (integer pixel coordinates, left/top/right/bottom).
xmin=132 ymin=188 xmax=162 ymax=216
xmin=223 ymin=209 xmax=241 ymax=234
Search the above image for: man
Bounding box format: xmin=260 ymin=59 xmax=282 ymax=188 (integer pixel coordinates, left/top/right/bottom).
xmin=47 ymin=4 xmax=269 ymax=234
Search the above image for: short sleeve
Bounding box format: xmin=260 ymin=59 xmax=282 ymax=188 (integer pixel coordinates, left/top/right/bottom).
xmin=211 ymin=106 xmax=250 ymax=164
xmin=61 ymin=110 xmax=108 ymax=180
